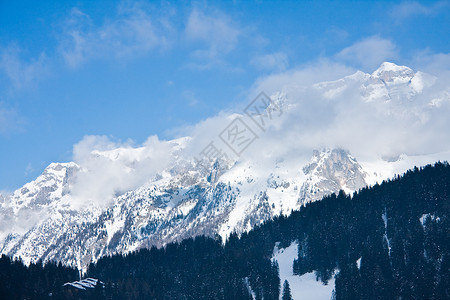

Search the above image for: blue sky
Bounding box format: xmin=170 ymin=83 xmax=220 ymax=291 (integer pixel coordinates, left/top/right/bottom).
xmin=0 ymin=0 xmax=449 ymax=191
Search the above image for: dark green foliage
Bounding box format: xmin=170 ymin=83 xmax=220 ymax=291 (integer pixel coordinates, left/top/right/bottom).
xmin=87 ymin=235 xmax=264 ymax=300
xmin=282 ymin=280 xmax=292 ymax=300
xmin=0 ymin=255 xmax=78 ymax=299
xmin=1 ymin=162 xmax=449 ymax=299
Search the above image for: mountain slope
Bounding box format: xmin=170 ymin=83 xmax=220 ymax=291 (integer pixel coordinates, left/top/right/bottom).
xmin=0 ymin=163 xmax=450 ymax=300
xmin=23 ymin=162 xmax=449 ymax=300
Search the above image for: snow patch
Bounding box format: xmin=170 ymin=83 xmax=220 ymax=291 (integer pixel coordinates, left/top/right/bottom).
xmin=244 ymin=277 xmax=257 ymax=300
xmin=105 ymin=217 xmax=125 ymax=245
xmin=356 ymin=257 xmax=361 ymax=270
xmin=272 ymin=242 xmax=335 ymax=300
xmin=420 ymin=213 xmax=441 ymax=228
xmin=381 ymin=210 xmax=387 ymax=229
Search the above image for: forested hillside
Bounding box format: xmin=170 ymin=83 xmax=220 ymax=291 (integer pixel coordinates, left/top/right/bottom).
xmin=1 ymin=162 xmax=449 ymax=299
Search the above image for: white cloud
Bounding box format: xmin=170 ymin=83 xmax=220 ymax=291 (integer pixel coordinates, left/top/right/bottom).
xmin=249 ymin=59 xmax=450 ymax=161
xmin=325 ymin=26 xmax=349 ymax=42
xmin=249 ymin=59 xmax=356 ymax=97
xmin=60 ymin=44 xmax=450 ymax=209
xmin=181 ymin=90 xmax=200 ymax=106
xmin=0 ymin=45 xmax=47 ymax=89
xmin=0 ymin=190 xmax=11 ymax=198
xmin=0 ymin=103 xmax=22 ymax=135
xmin=185 ymin=8 xmax=242 ymax=67
xmin=250 ymin=52 xmax=289 ymax=71
xmin=69 ymin=135 xmax=175 ymax=208
xmin=67 ymin=112 xmax=251 ymax=208
xmin=390 ymin=1 xmax=449 ymax=19
xmin=59 ymin=3 xmax=171 ymax=68
xmin=335 ymin=36 xmax=398 ymax=71
xmin=24 ymin=163 xmax=34 ymax=176
xmin=412 ymin=50 xmax=450 ymax=75
xmin=154 ymin=55 xmax=450 ymax=177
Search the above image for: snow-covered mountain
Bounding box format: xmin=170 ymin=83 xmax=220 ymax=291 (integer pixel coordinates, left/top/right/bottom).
xmin=299 ymin=148 xmax=367 ymax=203
xmin=313 ymin=62 xmax=436 ymax=103
xmin=1 ymin=62 xmax=449 ymax=271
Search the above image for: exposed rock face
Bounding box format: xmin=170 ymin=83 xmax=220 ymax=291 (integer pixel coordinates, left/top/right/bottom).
xmin=300 ymin=149 xmax=367 ymax=202
xmin=0 ymin=162 xmax=80 ymax=256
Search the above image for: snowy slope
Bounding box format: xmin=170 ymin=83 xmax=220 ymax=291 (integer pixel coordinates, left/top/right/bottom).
xmin=273 ymin=242 xmax=335 ymax=300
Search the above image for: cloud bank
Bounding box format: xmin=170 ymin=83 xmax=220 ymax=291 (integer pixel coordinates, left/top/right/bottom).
xmin=335 ymin=36 xmax=398 ymax=71
xmin=0 ymin=103 xmax=22 ymax=135
xmin=66 ymin=55 xmax=450 ymax=208
xmin=250 ymin=52 xmax=289 ymax=71
xmin=20 ymin=33 xmax=438 ymax=208
xmin=59 ymin=3 xmax=171 ymax=68
xmin=68 ymin=135 xmax=176 ymax=208
xmin=58 ymin=3 xmax=246 ymax=69
xmin=390 ymin=1 xmax=450 ymax=19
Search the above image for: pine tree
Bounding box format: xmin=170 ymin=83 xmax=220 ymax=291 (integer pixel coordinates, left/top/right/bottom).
xmin=282 ymin=280 xmax=292 ymax=300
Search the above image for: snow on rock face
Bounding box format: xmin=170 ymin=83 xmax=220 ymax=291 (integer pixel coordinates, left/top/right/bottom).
xmin=300 ymin=148 xmax=367 ymax=202
xmin=315 ymin=61 xmax=436 ymax=104
xmin=0 ymin=162 xmax=84 ymax=263
xmin=371 ymin=62 xmax=414 ymax=83
xmin=363 ymin=62 xmax=436 ymax=103
xmin=0 ymin=163 xmax=80 ymax=240
xmin=7 ymin=162 xmax=79 ymax=213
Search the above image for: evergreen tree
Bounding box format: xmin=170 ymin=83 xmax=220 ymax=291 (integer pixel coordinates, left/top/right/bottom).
xmin=282 ymin=280 xmax=293 ymax=300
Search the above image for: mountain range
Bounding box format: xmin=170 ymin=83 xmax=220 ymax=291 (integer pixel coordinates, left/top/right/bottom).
xmin=1 ymin=62 xmax=449 ymax=271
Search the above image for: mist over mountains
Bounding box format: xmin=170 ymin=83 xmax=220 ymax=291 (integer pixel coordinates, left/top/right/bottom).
xmin=1 ymin=62 xmax=449 ymax=272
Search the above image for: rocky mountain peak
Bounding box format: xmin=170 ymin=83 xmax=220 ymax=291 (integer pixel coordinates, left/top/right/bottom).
xmin=300 ymin=148 xmax=367 ymax=203
xmin=4 ymin=162 xmax=80 ymax=214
